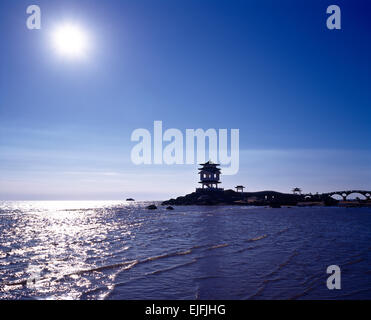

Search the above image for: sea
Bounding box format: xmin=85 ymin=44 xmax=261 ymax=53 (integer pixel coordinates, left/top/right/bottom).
xmin=0 ymin=201 xmax=370 ymax=300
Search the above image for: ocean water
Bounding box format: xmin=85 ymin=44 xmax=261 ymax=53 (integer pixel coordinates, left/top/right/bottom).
xmin=0 ymin=201 xmax=370 ymax=300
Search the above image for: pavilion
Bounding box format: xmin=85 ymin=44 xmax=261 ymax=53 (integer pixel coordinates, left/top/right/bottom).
xmin=196 ymin=161 xmax=223 ymax=192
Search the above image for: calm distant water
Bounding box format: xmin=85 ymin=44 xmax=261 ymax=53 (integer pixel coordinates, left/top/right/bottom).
xmin=0 ymin=201 xmax=370 ymax=300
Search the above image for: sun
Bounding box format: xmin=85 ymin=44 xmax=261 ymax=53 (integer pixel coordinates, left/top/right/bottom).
xmin=51 ymin=23 xmax=89 ymax=59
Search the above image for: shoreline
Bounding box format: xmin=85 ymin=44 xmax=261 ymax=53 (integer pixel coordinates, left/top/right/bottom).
xmin=161 ymin=189 xmax=371 ymax=208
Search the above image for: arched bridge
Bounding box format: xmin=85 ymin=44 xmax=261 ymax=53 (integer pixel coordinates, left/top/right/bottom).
xmin=321 ymin=190 xmax=371 ymax=201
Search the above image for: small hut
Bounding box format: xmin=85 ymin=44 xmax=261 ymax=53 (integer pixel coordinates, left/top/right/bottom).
xmin=235 ymin=185 xmax=245 ymax=193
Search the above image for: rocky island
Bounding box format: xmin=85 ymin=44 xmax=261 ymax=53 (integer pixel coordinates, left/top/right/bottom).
xmin=161 ymin=161 xmax=370 ymax=207
xmin=161 ymin=188 xmax=338 ymax=207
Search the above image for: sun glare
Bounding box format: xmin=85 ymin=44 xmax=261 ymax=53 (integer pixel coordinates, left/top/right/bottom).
xmin=51 ymin=23 xmax=89 ymax=59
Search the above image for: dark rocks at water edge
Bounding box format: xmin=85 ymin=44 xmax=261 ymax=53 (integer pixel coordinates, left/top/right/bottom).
xmin=126 ymin=198 xmax=135 ymax=201
xmin=270 ymin=203 xmax=282 ymax=208
xmin=146 ymin=205 xmax=157 ymax=210
xmin=146 ymin=205 xmax=174 ymax=210
xmin=162 ymin=189 xmax=340 ymax=207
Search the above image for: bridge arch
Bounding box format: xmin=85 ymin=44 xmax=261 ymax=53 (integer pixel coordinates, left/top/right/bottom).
xmin=345 ymin=192 xmax=367 ymax=200
xmin=330 ymin=194 xmax=343 ymax=200
xmin=327 ymin=190 xmax=371 ymax=201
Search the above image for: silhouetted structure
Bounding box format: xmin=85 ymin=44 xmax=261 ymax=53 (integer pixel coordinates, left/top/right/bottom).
xmin=162 ymin=165 xmax=371 ymax=206
xmin=197 ymin=161 xmax=222 ymax=190
xmin=235 ymin=185 xmax=245 ymax=193
xmin=317 ymin=190 xmax=371 ymax=201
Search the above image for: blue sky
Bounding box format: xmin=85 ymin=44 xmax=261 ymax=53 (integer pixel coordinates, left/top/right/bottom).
xmin=0 ymin=0 xmax=370 ymax=200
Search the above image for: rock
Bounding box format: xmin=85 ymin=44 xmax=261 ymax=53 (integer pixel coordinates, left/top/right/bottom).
xmin=197 ymin=195 xmax=211 ymax=201
xmin=146 ymin=205 xmax=157 ymax=210
xmin=162 ymin=189 xmax=302 ymax=206
xmin=166 ymin=206 xmax=174 ymax=210
xmin=270 ymin=203 xmax=281 ymax=208
xmin=126 ymin=198 xmax=135 ymax=201
xmin=233 ymin=200 xmax=248 ymax=205
xmin=324 ymin=197 xmax=339 ymax=206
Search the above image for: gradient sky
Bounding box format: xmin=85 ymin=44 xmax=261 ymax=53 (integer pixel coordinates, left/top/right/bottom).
xmin=0 ymin=0 xmax=370 ymax=200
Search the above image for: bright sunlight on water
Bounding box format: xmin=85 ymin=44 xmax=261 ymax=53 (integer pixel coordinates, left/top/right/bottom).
xmin=1 ymin=201 xmax=371 ymax=300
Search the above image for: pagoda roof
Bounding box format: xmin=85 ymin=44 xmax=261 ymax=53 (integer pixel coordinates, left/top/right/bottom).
xmin=235 ymin=185 xmax=245 ymax=188
xmin=199 ymin=181 xmax=221 ymax=184
xmin=198 ymin=167 xmax=221 ymax=173
xmin=199 ymin=160 xmax=220 ymax=166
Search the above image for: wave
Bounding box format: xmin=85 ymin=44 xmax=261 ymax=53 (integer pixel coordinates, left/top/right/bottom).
xmin=1 ymin=246 xmax=199 ymax=289
xmin=246 ymin=234 xmax=268 ymax=242
xmin=209 ymin=243 xmax=229 ymax=250
xmin=1 ymin=260 xmax=139 ymax=288
xmin=290 ymin=273 xmax=325 ymax=300
xmin=265 ymin=251 xmax=299 ymax=278
xmin=288 ymin=285 xmax=316 ymax=300
xmin=235 ymin=244 xmax=264 ymax=254
xmin=142 ymin=249 xmax=194 ymax=263
xmin=336 ymin=288 xmax=371 ymax=299
xmin=145 ymin=259 xmax=197 ymax=276
xmin=343 ymin=258 xmax=364 ymax=266
xmin=247 ymin=283 xmax=267 ymax=299
xmin=276 ymin=227 xmax=289 ymax=235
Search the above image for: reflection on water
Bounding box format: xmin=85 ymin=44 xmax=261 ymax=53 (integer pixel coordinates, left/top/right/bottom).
xmin=0 ymin=201 xmax=138 ymax=299
xmin=0 ymin=201 xmax=371 ymax=299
